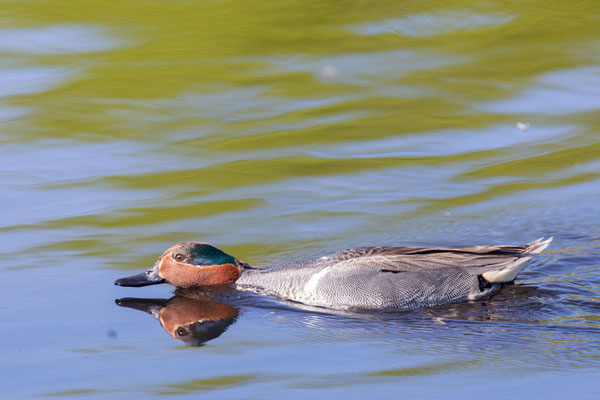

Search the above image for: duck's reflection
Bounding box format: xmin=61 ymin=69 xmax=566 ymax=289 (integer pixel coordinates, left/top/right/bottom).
xmin=116 ymin=295 xmax=239 ymax=346
xmin=116 ymin=283 xmax=549 ymax=346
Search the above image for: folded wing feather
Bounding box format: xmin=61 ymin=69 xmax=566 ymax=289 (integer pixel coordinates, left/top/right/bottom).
xmin=329 ymin=237 xmax=552 ymax=281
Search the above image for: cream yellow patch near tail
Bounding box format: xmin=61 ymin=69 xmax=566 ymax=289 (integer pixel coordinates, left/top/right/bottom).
xmin=482 ymin=237 xmax=552 ymax=283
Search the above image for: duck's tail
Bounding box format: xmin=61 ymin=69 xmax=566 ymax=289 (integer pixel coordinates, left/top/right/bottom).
xmin=482 ymin=237 xmax=553 ymax=283
xmin=526 ymin=236 xmax=554 ymax=254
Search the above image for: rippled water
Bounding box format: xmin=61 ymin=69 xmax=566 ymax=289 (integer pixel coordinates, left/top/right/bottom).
xmin=1 ymin=1 xmax=599 ymax=398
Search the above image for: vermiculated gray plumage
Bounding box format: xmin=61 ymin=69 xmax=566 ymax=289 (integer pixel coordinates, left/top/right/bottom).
xmin=235 ymin=237 xmax=552 ymax=310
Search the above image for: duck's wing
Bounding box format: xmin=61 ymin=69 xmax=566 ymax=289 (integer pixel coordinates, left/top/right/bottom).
xmin=328 ymin=237 xmax=552 ymax=283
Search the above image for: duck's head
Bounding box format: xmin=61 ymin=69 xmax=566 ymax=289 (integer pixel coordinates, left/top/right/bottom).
xmin=115 ymin=242 xmax=244 ymax=288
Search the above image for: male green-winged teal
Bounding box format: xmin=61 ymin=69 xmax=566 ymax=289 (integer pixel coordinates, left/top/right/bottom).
xmin=115 ymin=237 xmax=552 ymax=310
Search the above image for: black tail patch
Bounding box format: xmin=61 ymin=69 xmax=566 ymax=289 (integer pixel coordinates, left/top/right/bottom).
xmin=478 ymin=274 xmax=493 ymax=291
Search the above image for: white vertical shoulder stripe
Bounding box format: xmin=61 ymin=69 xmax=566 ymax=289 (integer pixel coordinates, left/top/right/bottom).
xmin=304 ymin=267 xmax=331 ymax=293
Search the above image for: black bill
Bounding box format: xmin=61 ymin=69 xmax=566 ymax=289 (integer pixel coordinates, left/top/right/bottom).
xmin=114 ymin=262 xmax=165 ymax=287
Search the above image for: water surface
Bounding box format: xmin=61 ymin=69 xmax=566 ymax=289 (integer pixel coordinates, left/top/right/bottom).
xmin=1 ymin=0 xmax=599 ymax=398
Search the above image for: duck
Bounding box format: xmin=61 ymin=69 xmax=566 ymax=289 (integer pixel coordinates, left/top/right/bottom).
xmin=115 ymin=237 xmax=552 ymax=311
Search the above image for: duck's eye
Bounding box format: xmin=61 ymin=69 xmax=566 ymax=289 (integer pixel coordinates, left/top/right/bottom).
xmin=174 ymin=253 xmax=184 ymax=261
xmin=176 ymin=327 xmax=188 ymax=337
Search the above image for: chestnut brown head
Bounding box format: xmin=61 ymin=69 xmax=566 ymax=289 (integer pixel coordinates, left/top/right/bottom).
xmin=115 ymin=242 xmax=243 ymax=288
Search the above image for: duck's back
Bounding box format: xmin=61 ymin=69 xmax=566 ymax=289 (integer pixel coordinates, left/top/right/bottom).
xmin=235 ymin=238 xmax=552 ymax=310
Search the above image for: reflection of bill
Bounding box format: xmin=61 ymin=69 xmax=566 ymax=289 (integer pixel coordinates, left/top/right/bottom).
xmin=116 ymin=296 xmax=239 ymax=346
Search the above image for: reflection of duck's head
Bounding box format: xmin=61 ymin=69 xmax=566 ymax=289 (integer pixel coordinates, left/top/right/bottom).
xmin=115 ymin=242 xmax=245 ymax=288
xmin=116 ymin=296 xmax=239 ymax=346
